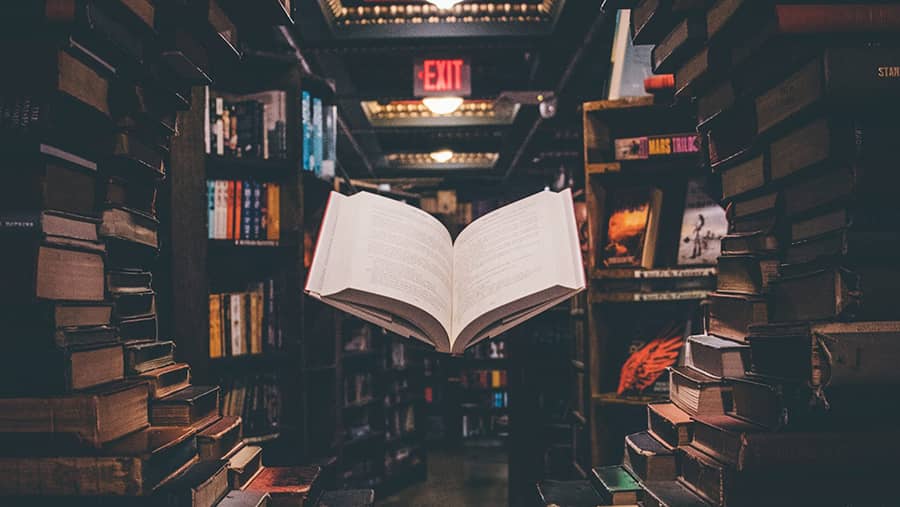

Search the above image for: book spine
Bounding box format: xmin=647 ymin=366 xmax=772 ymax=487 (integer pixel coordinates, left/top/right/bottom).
xmin=259 ymin=182 xmax=268 ymax=240
xmin=225 ymin=181 xmax=234 ymax=240
xmin=302 ymin=91 xmax=311 ymax=171
xmin=262 ymin=102 xmax=269 ymax=160
xmin=234 ymin=181 xmax=245 ymax=239
xmin=209 ymin=294 xmax=221 ymax=358
xmin=216 ymin=97 xmax=224 ymax=156
xmin=230 ymin=293 xmax=242 ymax=356
xmin=775 ymin=5 xmax=900 ymax=33
xmin=241 ymin=181 xmax=252 ymax=241
xmin=207 ymin=181 xmax=215 ymax=239
xmin=204 ymin=86 xmax=211 ymax=155
xmin=313 ymin=97 xmax=323 ymax=176
xmin=252 ymin=181 xmax=261 ymax=240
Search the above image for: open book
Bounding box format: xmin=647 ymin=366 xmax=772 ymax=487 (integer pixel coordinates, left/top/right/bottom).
xmin=305 ymin=188 xmax=585 ymax=354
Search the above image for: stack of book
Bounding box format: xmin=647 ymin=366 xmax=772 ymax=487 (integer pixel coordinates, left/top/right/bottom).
xmin=577 ymin=2 xmax=900 ymax=506
xmin=0 ymin=1 xmax=223 ymax=502
xmin=0 ymin=2 xmax=332 ymax=504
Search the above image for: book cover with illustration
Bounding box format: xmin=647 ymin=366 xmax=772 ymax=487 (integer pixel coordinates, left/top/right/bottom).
xmin=678 ymin=179 xmax=727 ymax=265
xmin=602 ymin=187 xmax=662 ymax=268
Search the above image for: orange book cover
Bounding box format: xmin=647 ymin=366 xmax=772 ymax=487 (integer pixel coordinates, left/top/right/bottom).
xmin=267 ymin=184 xmax=279 ymax=241
xmin=226 ymin=181 xmax=234 ymax=240
xmin=209 ymin=295 xmax=222 ymax=358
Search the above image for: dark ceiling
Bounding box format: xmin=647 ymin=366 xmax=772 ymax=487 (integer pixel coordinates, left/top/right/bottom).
xmin=289 ymin=0 xmax=617 ymax=196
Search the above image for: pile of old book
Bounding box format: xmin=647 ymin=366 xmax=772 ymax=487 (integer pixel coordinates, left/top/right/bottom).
xmin=0 ymin=2 xmax=372 ymax=506
xmin=538 ymin=1 xmax=900 ymax=506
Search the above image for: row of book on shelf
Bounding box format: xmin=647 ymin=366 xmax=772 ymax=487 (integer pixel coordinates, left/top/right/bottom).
xmin=206 ymin=180 xmax=281 ymax=242
xmin=302 ymin=90 xmax=337 ymax=179
xmin=461 ymin=414 xmax=509 ymax=440
xmin=208 ymin=279 xmax=282 ymax=358
xmin=460 ymin=369 xmax=508 ymax=389
xmin=220 ymin=375 xmax=282 ymax=437
xmin=205 ymin=88 xmax=289 ymax=161
xmin=204 ymin=87 xmax=337 ymax=180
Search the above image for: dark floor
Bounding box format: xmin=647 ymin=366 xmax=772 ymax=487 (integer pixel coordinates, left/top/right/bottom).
xmin=377 ymin=447 xmax=508 ymax=507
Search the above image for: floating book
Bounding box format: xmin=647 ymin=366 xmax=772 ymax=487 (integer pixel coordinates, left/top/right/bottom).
xmin=305 ymin=189 xmax=585 ymax=354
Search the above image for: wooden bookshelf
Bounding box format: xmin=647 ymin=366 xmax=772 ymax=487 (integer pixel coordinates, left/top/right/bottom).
xmin=582 ymin=96 xmax=714 ymax=467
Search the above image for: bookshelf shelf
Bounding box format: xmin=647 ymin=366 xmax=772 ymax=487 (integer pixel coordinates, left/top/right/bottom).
xmin=208 ymin=239 xmax=284 ymax=248
xmin=590 ymin=290 xmax=711 ymax=303
xmin=591 ymin=266 xmax=717 ymax=280
xmin=206 ymin=156 xmax=294 ymax=180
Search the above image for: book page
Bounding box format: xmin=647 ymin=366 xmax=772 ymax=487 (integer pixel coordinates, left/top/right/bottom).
xmin=451 ymin=189 xmax=583 ymax=346
xmin=310 ymin=192 xmax=454 ymax=340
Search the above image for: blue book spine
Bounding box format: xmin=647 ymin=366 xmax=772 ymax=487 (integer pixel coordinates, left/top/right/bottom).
xmin=312 ymin=97 xmax=323 ymax=176
xmin=301 ymin=91 xmax=312 ymax=172
xmin=252 ymin=181 xmax=262 ymax=240
xmin=242 ymin=180 xmax=252 ymax=240
xmin=207 ymin=181 xmax=215 ymax=239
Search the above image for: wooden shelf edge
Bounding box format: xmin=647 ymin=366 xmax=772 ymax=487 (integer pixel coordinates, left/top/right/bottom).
xmin=592 ymin=392 xmax=664 ymax=406
xmin=591 ymin=266 xmax=717 ymax=280
xmin=583 ymin=95 xmax=655 ymax=113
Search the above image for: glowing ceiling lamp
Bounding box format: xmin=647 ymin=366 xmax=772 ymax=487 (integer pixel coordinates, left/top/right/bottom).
xmin=422 ymin=96 xmax=464 ymax=115
xmin=430 ymin=149 xmax=455 ymax=163
xmin=428 ymin=0 xmax=463 ymax=9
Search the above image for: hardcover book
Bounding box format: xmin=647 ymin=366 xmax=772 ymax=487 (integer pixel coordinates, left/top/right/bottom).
xmin=624 ymin=431 xmax=676 ymax=482
xmin=305 ymin=189 xmax=585 ymax=354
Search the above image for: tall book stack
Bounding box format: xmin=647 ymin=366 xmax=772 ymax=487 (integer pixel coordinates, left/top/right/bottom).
xmin=0 ymin=1 xmax=335 ymax=505
xmin=0 ymin=0 xmax=214 ymax=501
xmin=578 ymin=2 xmax=900 ymax=507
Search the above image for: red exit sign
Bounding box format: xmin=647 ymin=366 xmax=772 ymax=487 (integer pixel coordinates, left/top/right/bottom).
xmin=414 ymin=57 xmax=471 ymax=97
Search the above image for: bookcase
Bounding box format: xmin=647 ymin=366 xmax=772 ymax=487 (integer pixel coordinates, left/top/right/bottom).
xmin=582 ymin=95 xmax=719 ymax=466
xmin=167 ymin=43 xmax=343 ymax=465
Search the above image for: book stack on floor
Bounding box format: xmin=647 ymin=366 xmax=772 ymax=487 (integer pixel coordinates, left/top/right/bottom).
xmin=544 ymin=2 xmax=900 ymax=507
xmin=0 ymin=2 xmax=354 ymax=506
xmin=0 ymin=0 xmax=213 ymax=503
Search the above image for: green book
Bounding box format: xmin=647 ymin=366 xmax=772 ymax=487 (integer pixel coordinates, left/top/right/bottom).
xmin=591 ymin=465 xmax=643 ymax=504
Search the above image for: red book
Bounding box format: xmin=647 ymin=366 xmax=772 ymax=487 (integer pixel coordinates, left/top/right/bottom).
xmin=233 ymin=180 xmax=242 ymax=240
xmin=226 ymin=181 xmax=234 ymax=241
xmin=644 ymin=74 xmax=675 ymax=93
xmin=244 ymin=466 xmax=321 ymax=505
xmin=776 ymin=4 xmax=900 ymax=33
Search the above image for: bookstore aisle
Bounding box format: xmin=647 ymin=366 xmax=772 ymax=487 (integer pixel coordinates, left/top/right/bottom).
xmin=2 ymin=1 xmax=900 ymax=506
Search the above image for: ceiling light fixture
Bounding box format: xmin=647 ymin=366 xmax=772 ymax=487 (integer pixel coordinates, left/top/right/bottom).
xmin=430 ymin=149 xmax=454 ymax=163
xmin=428 ymin=0 xmax=463 ymax=9
xmin=422 ymin=96 xmax=464 ymax=115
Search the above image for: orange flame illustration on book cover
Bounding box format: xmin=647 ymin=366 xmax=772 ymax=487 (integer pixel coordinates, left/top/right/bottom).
xmin=617 ymin=323 xmax=684 ymax=395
